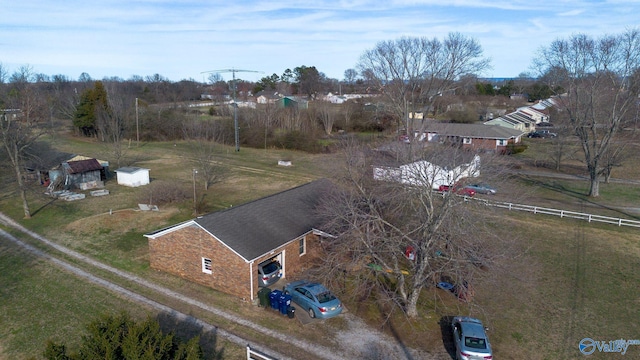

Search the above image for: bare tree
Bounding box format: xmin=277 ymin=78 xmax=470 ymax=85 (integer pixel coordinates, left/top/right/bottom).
xmin=534 ymin=29 xmax=640 ymax=196
xmin=183 ymin=119 xmax=227 ymax=191
xmin=95 ymin=83 xmax=133 ymax=168
xmin=318 ymin=140 xmax=497 ymax=318
xmin=0 ymin=67 xmax=49 ymax=218
xmin=599 ymin=141 xmax=632 ymax=183
xmin=316 ymin=101 xmax=337 ymax=135
xmin=357 ymin=33 xmax=490 ymax=135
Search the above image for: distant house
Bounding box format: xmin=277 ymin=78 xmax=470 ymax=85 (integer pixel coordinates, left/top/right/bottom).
xmin=415 ymin=122 xmax=524 ymax=153
xmin=484 ymin=112 xmax=536 ymax=132
xmin=373 ymin=151 xmax=481 ymax=190
xmin=276 ymin=96 xmax=308 ymax=110
xmin=114 ymin=167 xmax=150 ymax=187
xmin=322 ymin=92 xmax=347 ymax=104
xmin=255 ymin=91 xmax=281 ymax=104
xmin=144 ymin=179 xmax=333 ymax=301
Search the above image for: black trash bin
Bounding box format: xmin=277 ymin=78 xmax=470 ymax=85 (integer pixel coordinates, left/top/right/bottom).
xmin=257 ymin=287 xmax=271 ymax=308
xmin=287 ymin=305 xmax=295 ymax=319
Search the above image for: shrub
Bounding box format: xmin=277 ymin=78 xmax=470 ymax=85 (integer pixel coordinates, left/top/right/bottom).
xmin=138 ymin=180 xmax=188 ymax=206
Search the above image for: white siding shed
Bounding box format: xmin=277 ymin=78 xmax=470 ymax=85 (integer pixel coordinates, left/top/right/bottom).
xmin=115 ymin=167 xmax=150 ymax=187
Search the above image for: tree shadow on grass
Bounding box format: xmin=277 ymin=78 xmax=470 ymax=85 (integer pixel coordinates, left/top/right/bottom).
xmin=156 ymin=312 xmax=225 ymax=360
xmin=516 ymin=175 xmax=640 ymax=220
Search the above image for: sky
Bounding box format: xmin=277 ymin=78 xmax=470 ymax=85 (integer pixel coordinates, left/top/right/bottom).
xmin=1 ymin=0 xmax=639 ymax=83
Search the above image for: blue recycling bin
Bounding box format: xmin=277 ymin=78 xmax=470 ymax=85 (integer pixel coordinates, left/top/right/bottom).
xmin=269 ymin=289 xmax=282 ymax=310
xmin=279 ymin=293 xmax=292 ymax=315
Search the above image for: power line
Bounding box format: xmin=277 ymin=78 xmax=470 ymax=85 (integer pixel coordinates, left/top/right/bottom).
xmin=201 ymin=68 xmax=263 ymax=152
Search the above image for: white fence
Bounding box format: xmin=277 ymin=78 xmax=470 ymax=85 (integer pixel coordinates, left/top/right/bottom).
xmin=247 ymin=345 xmax=277 ymax=360
xmin=480 ymin=199 xmax=640 ymax=228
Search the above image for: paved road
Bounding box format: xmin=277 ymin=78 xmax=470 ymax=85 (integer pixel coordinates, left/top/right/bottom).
xmin=0 ymin=212 xmax=440 ymax=360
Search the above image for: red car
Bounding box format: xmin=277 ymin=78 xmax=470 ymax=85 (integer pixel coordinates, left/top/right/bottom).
xmin=438 ymin=184 xmax=476 ymax=197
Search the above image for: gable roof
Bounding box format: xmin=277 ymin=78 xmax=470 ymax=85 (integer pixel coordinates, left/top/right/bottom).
xmin=186 ymin=179 xmax=331 ymax=262
xmin=420 ymin=122 xmax=524 ymax=139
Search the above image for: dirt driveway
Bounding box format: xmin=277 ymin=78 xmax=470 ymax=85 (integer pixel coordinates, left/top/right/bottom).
xmin=0 ymin=212 xmax=444 ymax=360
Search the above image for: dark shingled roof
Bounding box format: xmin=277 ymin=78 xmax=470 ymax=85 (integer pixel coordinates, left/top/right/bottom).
xmin=194 ymin=178 xmax=332 ymax=261
xmin=65 ymin=158 xmax=103 ymax=173
xmin=419 ymin=122 xmax=524 ymax=139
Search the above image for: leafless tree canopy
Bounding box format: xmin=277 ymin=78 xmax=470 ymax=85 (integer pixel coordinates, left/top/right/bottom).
xmin=534 ymin=29 xmax=640 ymax=196
xmin=316 ymin=140 xmax=499 ymax=318
xmin=357 ymin=33 xmax=491 ymax=131
xmin=0 ymin=66 xmax=50 ymax=218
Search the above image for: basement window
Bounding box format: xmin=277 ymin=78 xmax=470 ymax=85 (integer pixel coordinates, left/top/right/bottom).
xmin=202 ymin=257 xmax=212 ymax=274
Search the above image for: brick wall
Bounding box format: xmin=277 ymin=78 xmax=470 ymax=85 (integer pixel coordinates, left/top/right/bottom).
xmin=148 ymin=224 xmax=252 ymax=299
xmin=148 ymin=227 xmax=325 ymax=301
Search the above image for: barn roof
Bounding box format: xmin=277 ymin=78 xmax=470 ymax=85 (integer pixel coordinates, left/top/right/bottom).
xmin=64 ymin=158 xmax=103 ymax=174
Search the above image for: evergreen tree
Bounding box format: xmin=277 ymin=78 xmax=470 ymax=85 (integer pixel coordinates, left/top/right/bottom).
xmin=74 ymin=81 xmax=109 ymax=136
xmin=43 ymin=312 xmax=205 ymax=360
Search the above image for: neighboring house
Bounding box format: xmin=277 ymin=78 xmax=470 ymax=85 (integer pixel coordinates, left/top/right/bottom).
xmin=531 ymin=97 xmax=560 ymax=111
xmin=256 ymin=91 xmax=282 ymax=104
xmin=322 ymin=92 xmax=347 ymax=104
xmin=114 ymin=167 xmax=150 ymax=187
xmin=144 ymin=179 xmax=333 ymax=302
xmin=373 ymin=151 xmax=481 ymax=189
xmin=414 ymin=122 xmax=524 ymax=153
xmin=484 ymin=111 xmax=536 ymax=132
xmin=276 ymin=96 xmax=309 ymax=110
xmin=517 ymin=107 xmax=549 ymax=124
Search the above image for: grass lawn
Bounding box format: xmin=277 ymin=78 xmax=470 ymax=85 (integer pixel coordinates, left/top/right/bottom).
xmin=2 ymin=133 xmax=640 ymax=359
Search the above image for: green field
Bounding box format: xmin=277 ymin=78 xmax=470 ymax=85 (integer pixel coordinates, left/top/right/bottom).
xmin=1 ymin=136 xmax=640 ymax=359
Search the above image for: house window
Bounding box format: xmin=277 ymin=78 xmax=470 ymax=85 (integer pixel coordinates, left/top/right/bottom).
xmin=299 ymin=238 xmax=306 ymax=256
xmin=463 ymin=137 xmax=472 ymax=144
xmin=497 ymin=139 xmax=507 ymax=146
xmin=202 ymin=257 xmax=212 ymax=274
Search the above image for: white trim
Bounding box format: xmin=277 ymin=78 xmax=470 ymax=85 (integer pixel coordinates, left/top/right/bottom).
xmin=249 ymin=261 xmax=254 ymax=301
xmin=143 ymin=220 xmax=197 ymax=239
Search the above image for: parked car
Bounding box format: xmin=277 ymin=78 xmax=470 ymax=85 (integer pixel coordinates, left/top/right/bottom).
xmin=438 ymin=184 xmax=476 ymax=197
xmin=464 ymin=183 xmax=496 ymax=195
xmin=283 ymin=280 xmax=343 ymax=319
xmin=527 ymin=129 xmax=557 ymax=138
xmin=257 ymin=259 xmax=282 ymax=287
xmin=451 ymin=316 xmax=493 ymax=360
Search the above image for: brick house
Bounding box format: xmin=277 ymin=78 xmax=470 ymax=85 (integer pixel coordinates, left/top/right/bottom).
xmin=415 ymin=122 xmax=524 ymax=153
xmin=144 ymin=179 xmax=332 ymax=302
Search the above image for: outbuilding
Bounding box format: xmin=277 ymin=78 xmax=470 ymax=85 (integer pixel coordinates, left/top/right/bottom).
xmin=114 ymin=167 xmax=150 ymax=187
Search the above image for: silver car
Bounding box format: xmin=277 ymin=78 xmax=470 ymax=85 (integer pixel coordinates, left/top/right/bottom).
xmin=257 ymin=260 xmax=281 ymax=287
xmin=451 ymin=316 xmax=493 ymax=360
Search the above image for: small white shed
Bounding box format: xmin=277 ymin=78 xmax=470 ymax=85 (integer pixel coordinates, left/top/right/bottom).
xmin=114 ymin=167 xmax=150 ymax=187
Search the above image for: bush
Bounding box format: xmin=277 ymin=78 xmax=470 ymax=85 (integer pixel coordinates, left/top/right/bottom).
xmin=138 ymin=180 xmax=188 ymax=206
xmin=506 ymin=143 xmax=528 ymax=155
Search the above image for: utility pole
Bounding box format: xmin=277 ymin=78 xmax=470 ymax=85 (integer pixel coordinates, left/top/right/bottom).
xmin=192 ymin=169 xmax=198 ymax=215
xmin=201 ymin=68 xmax=263 ymax=152
xmin=135 ymin=97 xmax=139 ymax=146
